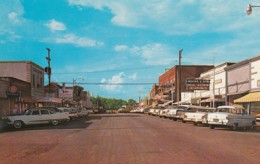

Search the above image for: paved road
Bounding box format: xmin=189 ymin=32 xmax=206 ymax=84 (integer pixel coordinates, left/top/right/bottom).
xmin=0 ymin=114 xmax=259 ymax=164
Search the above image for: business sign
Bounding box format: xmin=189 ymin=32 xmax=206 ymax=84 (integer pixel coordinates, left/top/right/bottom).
xmin=6 ymin=85 xmax=21 ymax=97
xmin=186 ymin=79 xmax=210 ymax=91
xmin=59 ymin=88 xmax=73 ymax=98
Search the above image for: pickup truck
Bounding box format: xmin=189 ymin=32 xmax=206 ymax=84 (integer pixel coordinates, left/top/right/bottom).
xmin=206 ymin=106 xmax=256 ymax=130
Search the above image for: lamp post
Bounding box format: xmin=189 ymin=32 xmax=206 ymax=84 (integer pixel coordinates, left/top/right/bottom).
xmin=246 ymin=4 xmax=260 ymax=15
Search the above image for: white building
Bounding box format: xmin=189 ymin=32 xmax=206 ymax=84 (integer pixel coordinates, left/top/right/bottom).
xmin=190 ymin=62 xmax=235 ymax=107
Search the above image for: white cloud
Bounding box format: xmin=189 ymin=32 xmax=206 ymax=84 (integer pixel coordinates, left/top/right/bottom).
xmin=45 ymin=19 xmax=66 ymax=32
xmin=8 ymin=12 xmax=21 ymax=24
xmin=129 ymin=73 xmax=137 ymax=80
xmin=100 ymin=72 xmax=125 ymax=91
xmin=114 ymin=45 xmax=129 ymax=52
xmin=115 ymin=43 xmax=177 ymax=66
xmin=68 ymin=0 xmax=259 ymax=35
xmin=52 ymin=33 xmax=104 ymax=47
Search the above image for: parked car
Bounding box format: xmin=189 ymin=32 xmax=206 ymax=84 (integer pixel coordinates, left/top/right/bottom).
xmin=31 ymin=106 xmax=70 ymax=123
xmin=206 ymin=106 xmax=256 ymax=130
xmin=77 ymin=108 xmax=89 ymax=117
xmin=180 ymin=106 xmax=215 ymax=125
xmin=148 ymin=108 xmax=155 ymax=115
xmin=2 ymin=108 xmax=69 ymax=129
xmin=165 ymin=108 xmax=177 ymax=119
xmin=159 ymin=108 xmax=170 ymax=118
xmin=168 ymin=105 xmax=190 ymax=121
xmin=69 ymin=108 xmax=79 ymax=120
xmin=153 ymin=108 xmax=162 ymax=116
xmin=87 ymin=109 xmax=94 ymax=114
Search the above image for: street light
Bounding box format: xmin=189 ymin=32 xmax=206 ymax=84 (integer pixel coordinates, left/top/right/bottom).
xmin=246 ymin=4 xmax=260 ymax=15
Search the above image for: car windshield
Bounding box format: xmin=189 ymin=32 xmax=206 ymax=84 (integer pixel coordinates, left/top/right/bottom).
xmin=217 ymin=107 xmax=244 ymax=114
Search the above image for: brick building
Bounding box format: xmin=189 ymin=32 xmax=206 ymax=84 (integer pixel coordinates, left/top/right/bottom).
xmin=158 ymin=65 xmax=214 ymax=103
xmin=0 ymin=77 xmax=32 ymax=116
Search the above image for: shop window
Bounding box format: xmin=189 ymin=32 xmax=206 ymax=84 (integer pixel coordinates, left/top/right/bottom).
xmin=251 ymin=102 xmax=260 ymax=115
xmin=257 ymin=80 xmax=260 ymax=87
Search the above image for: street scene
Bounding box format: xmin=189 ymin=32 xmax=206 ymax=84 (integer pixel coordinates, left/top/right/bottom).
xmin=1 ymin=1 xmax=260 ymax=164
xmin=0 ymin=113 xmax=259 ymax=164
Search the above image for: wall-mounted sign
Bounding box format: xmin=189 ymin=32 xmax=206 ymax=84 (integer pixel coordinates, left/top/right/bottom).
xmin=186 ymin=79 xmax=210 ymax=91
xmin=6 ymin=85 xmax=21 ymax=97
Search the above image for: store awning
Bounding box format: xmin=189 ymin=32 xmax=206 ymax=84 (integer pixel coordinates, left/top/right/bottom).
xmin=234 ymin=92 xmax=260 ymax=103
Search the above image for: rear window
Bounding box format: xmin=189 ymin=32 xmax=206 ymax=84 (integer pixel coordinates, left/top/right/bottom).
xmin=217 ymin=108 xmax=244 ymax=114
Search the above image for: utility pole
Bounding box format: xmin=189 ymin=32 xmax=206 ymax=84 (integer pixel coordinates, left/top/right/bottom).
xmin=45 ymin=48 xmax=51 ymax=93
xmin=177 ymin=49 xmax=183 ymax=105
xmin=212 ymin=54 xmax=215 ymax=108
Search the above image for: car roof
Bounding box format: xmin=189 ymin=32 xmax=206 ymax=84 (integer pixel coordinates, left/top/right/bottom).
xmin=217 ymin=105 xmax=244 ymax=109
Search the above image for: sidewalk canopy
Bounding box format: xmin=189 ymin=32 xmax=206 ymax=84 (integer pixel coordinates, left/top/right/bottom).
xmin=234 ymin=92 xmax=260 ymax=103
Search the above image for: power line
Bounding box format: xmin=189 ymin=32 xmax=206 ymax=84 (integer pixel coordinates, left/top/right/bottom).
xmin=57 ymin=82 xmax=158 ymax=85
xmin=52 ymin=66 xmax=169 ymax=75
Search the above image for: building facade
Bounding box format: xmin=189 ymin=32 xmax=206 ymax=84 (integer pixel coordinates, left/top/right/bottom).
xmin=158 ymin=65 xmax=214 ymax=103
xmin=0 ymin=61 xmax=44 ymax=99
xmin=232 ymin=55 xmax=260 ymax=116
xmin=191 ymin=62 xmax=235 ymax=107
xmin=0 ymin=77 xmax=32 ymax=116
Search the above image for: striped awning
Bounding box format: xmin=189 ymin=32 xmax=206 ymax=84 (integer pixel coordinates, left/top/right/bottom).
xmin=234 ymin=92 xmax=260 ymax=103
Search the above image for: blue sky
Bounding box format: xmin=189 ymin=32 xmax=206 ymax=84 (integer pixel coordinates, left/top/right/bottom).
xmin=1 ymin=0 xmax=260 ymax=101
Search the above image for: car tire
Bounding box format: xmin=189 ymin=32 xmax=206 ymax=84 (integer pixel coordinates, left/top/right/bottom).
xmin=13 ymin=120 xmax=23 ymax=129
xmin=51 ymin=120 xmax=59 ymax=126
xmin=173 ymin=118 xmax=177 ymax=121
xmin=182 ymin=120 xmax=186 ymax=123
xmin=250 ymin=122 xmax=256 ymax=130
xmin=210 ymin=125 xmax=215 ymax=129
xmin=232 ymin=123 xmax=238 ymax=131
xmin=193 ymin=122 xmax=198 ymax=126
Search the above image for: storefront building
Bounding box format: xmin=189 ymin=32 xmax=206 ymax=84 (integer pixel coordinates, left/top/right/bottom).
xmin=0 ymin=61 xmax=44 ymax=100
xmin=191 ymin=62 xmax=235 ymax=107
xmin=225 ymin=59 xmax=251 ymax=106
xmin=233 ymin=55 xmax=260 ymax=117
xmin=158 ymin=65 xmax=214 ymax=103
xmin=0 ymin=77 xmax=32 ymax=117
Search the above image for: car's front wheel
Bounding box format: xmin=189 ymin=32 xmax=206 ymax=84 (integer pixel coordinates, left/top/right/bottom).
xmin=51 ymin=120 xmax=59 ymax=126
xmin=250 ymin=121 xmax=256 ymax=130
xmin=13 ymin=120 xmax=23 ymax=129
xmin=209 ymin=125 xmax=215 ymax=129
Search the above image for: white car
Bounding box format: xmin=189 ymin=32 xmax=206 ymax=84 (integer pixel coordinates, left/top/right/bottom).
xmin=57 ymin=107 xmax=78 ymax=120
xmin=181 ymin=106 xmax=215 ymax=125
xmin=168 ymin=105 xmax=190 ymax=121
xmin=159 ymin=108 xmax=169 ymax=118
xmin=2 ymin=108 xmax=69 ymax=129
xmin=148 ymin=108 xmax=155 ymax=115
xmin=206 ymin=106 xmax=256 ymax=130
xmin=77 ymin=108 xmax=89 ymax=117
